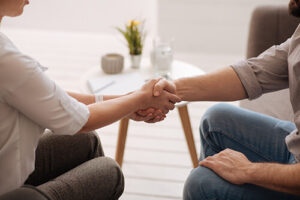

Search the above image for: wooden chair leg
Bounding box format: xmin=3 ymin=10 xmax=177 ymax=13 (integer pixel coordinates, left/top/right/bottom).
xmin=178 ymin=105 xmax=199 ymax=168
xmin=115 ymin=118 xmax=130 ymax=168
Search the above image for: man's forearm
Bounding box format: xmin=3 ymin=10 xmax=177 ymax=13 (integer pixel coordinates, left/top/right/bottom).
xmin=174 ymin=67 xmax=247 ymax=101
xmin=247 ymin=163 xmax=300 ymax=195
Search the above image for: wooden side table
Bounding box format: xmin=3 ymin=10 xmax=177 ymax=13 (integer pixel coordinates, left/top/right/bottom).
xmin=80 ymin=59 xmax=205 ymax=168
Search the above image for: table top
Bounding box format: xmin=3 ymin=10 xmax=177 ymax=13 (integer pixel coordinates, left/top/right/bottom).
xmin=80 ymin=58 xmax=205 ymax=107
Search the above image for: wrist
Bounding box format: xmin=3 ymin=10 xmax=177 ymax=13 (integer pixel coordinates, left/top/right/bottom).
xmin=174 ymin=79 xmax=184 ymax=100
xmin=94 ymin=94 xmax=103 ymax=103
xmin=131 ymin=90 xmax=148 ymax=109
xmin=244 ymin=163 xmax=258 ymax=184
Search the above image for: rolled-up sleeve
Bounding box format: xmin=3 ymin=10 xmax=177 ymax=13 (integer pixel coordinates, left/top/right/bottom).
xmin=231 ymin=38 xmax=290 ymax=100
xmin=0 ymin=48 xmax=89 ymax=135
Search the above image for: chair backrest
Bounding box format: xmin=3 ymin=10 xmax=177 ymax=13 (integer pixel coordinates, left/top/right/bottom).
xmin=247 ymin=5 xmax=300 ymax=59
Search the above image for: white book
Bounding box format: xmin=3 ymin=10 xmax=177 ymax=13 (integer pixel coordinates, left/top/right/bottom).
xmin=88 ymin=72 xmax=145 ymax=95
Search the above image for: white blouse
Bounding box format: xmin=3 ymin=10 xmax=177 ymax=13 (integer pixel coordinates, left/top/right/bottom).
xmin=0 ymin=32 xmax=90 ymax=195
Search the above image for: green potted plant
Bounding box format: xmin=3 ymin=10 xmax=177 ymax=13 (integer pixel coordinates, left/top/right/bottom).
xmin=117 ymin=20 xmax=146 ymax=69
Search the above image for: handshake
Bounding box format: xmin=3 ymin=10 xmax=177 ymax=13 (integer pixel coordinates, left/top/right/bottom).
xmin=129 ymin=78 xmax=181 ymax=123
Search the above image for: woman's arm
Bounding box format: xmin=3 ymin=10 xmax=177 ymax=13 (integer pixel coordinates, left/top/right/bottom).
xmin=67 ymin=91 xmax=123 ymax=105
xmin=67 ymin=92 xmax=165 ymax=122
xmin=78 ymin=79 xmax=181 ymax=133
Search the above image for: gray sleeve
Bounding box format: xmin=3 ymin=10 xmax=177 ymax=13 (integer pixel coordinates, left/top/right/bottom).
xmin=231 ymin=38 xmax=290 ymax=100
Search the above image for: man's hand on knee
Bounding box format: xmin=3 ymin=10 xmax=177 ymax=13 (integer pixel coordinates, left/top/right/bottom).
xmin=199 ymin=148 xmax=252 ymax=185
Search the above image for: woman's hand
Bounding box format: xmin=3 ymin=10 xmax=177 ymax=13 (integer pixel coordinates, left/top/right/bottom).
xmin=128 ymin=108 xmax=166 ymax=123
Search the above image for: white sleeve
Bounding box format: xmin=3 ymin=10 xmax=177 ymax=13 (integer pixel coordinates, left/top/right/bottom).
xmin=0 ymin=43 xmax=89 ymax=135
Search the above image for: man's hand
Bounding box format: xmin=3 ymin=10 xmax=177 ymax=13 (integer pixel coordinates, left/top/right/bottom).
xmin=153 ymin=78 xmax=177 ymax=97
xmin=199 ymin=149 xmax=252 ymax=185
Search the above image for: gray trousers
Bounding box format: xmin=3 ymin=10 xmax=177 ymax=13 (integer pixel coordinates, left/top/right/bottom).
xmin=25 ymin=131 xmax=124 ymax=200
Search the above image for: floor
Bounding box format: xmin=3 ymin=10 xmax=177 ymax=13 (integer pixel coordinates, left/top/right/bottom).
xmin=3 ymin=28 xmax=240 ymax=200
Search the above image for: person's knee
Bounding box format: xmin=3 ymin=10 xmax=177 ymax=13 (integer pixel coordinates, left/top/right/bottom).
xmin=79 ymin=132 xmax=104 ymax=157
xmin=37 ymin=157 xmax=124 ymax=200
xmin=93 ymin=157 xmax=124 ymax=199
xmin=183 ymin=167 xmax=222 ymax=200
xmin=200 ymin=103 xmax=238 ymax=135
xmin=201 ymin=103 xmax=236 ymax=127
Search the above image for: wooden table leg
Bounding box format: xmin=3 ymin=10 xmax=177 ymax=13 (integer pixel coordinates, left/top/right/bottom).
xmin=115 ymin=118 xmax=129 ymax=168
xmin=178 ymin=105 xmax=199 ymax=168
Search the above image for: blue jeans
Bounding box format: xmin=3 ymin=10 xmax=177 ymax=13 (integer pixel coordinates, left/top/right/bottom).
xmin=183 ymin=103 xmax=300 ymax=200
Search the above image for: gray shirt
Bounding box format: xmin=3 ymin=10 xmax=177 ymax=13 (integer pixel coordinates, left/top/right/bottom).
xmin=232 ymin=24 xmax=300 ymax=162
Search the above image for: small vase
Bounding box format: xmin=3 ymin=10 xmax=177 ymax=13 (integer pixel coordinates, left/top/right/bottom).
xmin=101 ymin=53 xmax=124 ymax=74
xmin=130 ymin=54 xmax=142 ymax=69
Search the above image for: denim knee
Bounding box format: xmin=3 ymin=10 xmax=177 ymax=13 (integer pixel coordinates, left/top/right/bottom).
xmin=183 ymin=166 xmax=221 ymax=200
xmin=200 ymin=103 xmax=239 ymax=136
xmin=201 ymin=103 xmax=236 ymax=128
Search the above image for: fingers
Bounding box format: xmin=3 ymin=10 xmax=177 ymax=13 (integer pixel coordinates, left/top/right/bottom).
xmin=137 ymin=108 xmax=155 ymax=116
xmin=130 ymin=112 xmax=152 ymax=121
xmin=132 ymin=108 xmax=166 ymax=123
xmin=165 ymin=102 xmax=175 ymax=111
xmin=146 ymin=115 xmax=166 ymax=123
xmin=167 ymin=93 xmax=181 ymax=104
xmin=153 ymin=79 xmax=176 ymax=97
xmin=199 ymin=158 xmax=216 ymax=169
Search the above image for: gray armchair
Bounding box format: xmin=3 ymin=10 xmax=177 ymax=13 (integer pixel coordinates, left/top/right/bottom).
xmin=239 ymin=5 xmax=300 ymax=121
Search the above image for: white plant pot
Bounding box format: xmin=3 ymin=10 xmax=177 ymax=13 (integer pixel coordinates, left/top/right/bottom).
xmin=130 ymin=54 xmax=142 ymax=69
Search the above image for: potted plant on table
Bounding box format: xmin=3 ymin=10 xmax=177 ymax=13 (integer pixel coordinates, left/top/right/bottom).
xmin=117 ymin=20 xmax=146 ymax=69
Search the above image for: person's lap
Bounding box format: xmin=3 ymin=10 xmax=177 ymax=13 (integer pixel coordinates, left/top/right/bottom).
xmin=25 ymin=131 xmax=124 ymax=200
xmin=183 ymin=103 xmax=299 ymax=200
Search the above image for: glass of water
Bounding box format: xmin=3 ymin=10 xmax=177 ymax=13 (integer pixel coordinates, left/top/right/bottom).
xmin=151 ymin=37 xmax=174 ymax=79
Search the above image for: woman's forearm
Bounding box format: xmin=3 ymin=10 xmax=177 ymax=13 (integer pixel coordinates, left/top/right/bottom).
xmin=67 ymin=91 xmax=124 ymax=105
xmin=79 ymin=92 xmax=143 ymax=133
xmin=75 ymin=79 xmax=180 ymax=132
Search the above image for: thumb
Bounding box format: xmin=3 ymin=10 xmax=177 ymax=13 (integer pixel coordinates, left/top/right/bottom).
xmin=153 ymin=78 xmax=166 ymax=96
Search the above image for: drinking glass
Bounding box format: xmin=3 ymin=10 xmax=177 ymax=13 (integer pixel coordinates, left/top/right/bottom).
xmin=151 ymin=37 xmax=174 ymax=79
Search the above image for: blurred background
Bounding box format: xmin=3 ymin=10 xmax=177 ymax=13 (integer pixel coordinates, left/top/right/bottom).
xmin=2 ymin=0 xmax=287 ymax=71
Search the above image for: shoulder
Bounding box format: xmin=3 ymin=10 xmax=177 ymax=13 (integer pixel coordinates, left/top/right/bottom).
xmin=289 ymin=24 xmax=300 ymax=50
xmin=0 ymin=33 xmax=41 ymax=93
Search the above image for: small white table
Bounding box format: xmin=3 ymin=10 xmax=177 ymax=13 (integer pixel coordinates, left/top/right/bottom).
xmin=80 ymin=59 xmax=205 ymax=168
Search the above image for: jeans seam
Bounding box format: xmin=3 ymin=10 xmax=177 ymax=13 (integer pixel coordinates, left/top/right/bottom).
xmin=209 ymin=127 xmax=273 ymax=162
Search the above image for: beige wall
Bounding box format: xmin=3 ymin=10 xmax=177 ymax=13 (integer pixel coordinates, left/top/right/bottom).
xmin=158 ymin=0 xmax=288 ymax=55
xmin=2 ymin=0 xmax=290 ymax=56
xmin=2 ymin=0 xmax=158 ymax=35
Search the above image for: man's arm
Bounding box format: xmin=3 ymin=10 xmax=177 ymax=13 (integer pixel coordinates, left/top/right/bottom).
xmin=248 ymin=162 xmax=300 ymax=195
xmin=171 ymin=67 xmax=247 ymax=101
xmin=199 ymin=149 xmax=300 ymax=196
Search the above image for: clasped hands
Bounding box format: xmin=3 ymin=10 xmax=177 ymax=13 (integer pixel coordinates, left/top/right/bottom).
xmin=128 ymin=78 xmax=181 ymax=123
